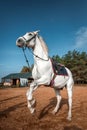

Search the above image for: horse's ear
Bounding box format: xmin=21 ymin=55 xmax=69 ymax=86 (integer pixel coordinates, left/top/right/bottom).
xmin=34 ymin=30 xmax=40 ymax=35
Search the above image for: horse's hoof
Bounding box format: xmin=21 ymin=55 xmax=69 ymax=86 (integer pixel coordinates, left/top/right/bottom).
xmin=31 ymin=99 xmax=36 ymax=108
xmin=51 ymin=110 xmax=56 ymax=115
xmin=66 ymin=116 xmax=71 ymax=121
xmin=30 ymin=108 xmax=36 ymax=114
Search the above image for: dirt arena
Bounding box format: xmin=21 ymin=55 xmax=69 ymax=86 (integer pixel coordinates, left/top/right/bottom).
xmin=0 ymin=85 xmax=87 ymax=130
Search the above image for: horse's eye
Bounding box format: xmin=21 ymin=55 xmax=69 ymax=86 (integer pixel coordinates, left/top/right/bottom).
xmin=29 ymin=33 xmax=33 ymax=36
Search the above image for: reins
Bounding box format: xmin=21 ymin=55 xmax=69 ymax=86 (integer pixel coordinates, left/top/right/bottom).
xmin=28 ymin=48 xmax=49 ymax=61
xmin=22 ymin=47 xmax=49 ymax=68
xmin=22 ymin=47 xmax=30 ymax=68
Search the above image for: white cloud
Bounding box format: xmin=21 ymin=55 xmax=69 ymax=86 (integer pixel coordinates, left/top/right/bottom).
xmin=74 ymin=27 xmax=87 ymax=48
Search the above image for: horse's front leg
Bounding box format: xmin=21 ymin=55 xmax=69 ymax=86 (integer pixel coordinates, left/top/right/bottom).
xmin=26 ymin=82 xmax=37 ymax=114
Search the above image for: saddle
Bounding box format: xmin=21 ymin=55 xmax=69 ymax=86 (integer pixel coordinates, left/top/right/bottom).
xmin=51 ymin=59 xmax=68 ymax=76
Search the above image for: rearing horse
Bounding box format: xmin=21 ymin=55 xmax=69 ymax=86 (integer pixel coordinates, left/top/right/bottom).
xmin=16 ymin=31 xmax=74 ymax=120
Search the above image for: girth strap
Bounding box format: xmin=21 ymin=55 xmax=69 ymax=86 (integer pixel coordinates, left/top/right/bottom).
xmin=50 ymin=58 xmax=57 ymax=86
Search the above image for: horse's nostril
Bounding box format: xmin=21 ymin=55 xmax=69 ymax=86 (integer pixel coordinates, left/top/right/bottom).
xmin=18 ymin=39 xmax=21 ymax=42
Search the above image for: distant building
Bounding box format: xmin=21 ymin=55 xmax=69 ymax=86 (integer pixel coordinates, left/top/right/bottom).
xmin=2 ymin=72 xmax=33 ymax=87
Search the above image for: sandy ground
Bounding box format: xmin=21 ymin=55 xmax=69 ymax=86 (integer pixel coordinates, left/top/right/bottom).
xmin=0 ymin=85 xmax=87 ymax=130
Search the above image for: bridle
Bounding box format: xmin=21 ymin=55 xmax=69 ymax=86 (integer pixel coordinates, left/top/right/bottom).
xmin=22 ymin=34 xmax=36 ymax=43
xmin=22 ymin=34 xmax=49 ymax=67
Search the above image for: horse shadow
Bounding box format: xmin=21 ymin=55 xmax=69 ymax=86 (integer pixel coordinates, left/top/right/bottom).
xmin=0 ymin=95 xmax=22 ymax=104
xmin=0 ymin=95 xmax=26 ymax=118
xmin=38 ymin=97 xmax=68 ymax=119
xmin=64 ymin=125 xmax=83 ymax=130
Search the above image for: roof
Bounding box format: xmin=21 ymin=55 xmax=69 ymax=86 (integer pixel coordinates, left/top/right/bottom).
xmin=2 ymin=72 xmax=33 ymax=80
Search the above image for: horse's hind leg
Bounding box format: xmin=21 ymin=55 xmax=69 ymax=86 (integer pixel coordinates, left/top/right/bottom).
xmin=52 ymin=89 xmax=62 ymax=114
xmin=66 ymin=81 xmax=73 ymax=120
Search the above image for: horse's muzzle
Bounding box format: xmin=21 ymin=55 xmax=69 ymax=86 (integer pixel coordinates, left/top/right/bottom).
xmin=16 ymin=37 xmax=25 ymax=47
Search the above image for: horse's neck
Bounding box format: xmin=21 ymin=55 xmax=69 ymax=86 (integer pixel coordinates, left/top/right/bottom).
xmin=33 ymin=36 xmax=48 ymax=60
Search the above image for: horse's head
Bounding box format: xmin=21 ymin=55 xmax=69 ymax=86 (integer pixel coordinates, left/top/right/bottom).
xmin=16 ymin=30 xmax=40 ymax=48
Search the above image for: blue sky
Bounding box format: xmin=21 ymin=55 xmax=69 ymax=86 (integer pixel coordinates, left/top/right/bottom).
xmin=0 ymin=0 xmax=87 ymax=81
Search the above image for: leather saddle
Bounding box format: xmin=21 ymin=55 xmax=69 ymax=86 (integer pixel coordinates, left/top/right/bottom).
xmin=51 ymin=59 xmax=68 ymax=76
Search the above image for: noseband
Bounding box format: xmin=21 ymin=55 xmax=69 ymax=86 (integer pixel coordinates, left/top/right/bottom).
xmin=22 ymin=34 xmax=36 ymax=43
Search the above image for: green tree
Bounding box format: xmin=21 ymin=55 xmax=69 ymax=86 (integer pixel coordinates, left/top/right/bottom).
xmin=52 ymin=50 xmax=87 ymax=84
xmin=52 ymin=55 xmax=63 ymax=63
xmin=21 ymin=66 xmax=31 ymax=73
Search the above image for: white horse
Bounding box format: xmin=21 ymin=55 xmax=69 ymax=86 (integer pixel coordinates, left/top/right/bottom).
xmin=16 ymin=30 xmax=74 ymax=120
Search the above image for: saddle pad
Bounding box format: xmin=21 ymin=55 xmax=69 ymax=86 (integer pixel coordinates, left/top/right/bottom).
xmin=51 ymin=60 xmax=68 ymax=76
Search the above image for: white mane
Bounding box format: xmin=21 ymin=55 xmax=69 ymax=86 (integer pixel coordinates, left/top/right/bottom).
xmin=38 ymin=36 xmax=48 ymax=56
